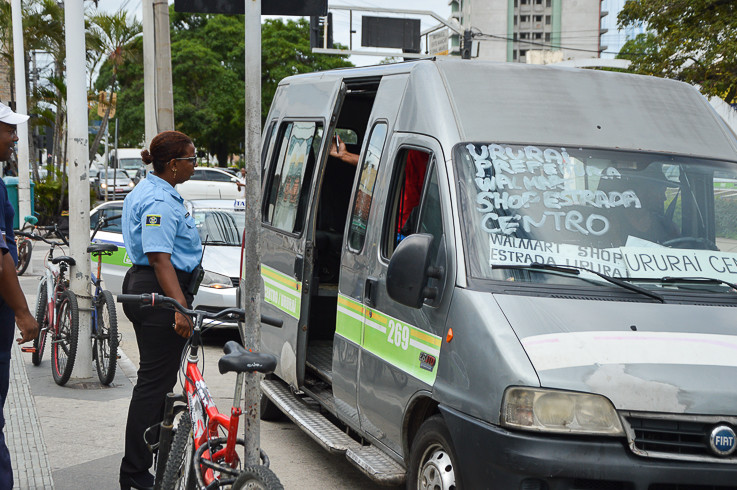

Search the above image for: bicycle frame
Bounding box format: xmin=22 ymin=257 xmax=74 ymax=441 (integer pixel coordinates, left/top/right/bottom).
xmin=38 ymin=245 xmax=65 ymax=335
xmin=184 ymin=335 xmax=245 ymax=485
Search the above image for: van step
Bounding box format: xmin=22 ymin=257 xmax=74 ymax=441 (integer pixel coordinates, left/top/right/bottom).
xmin=261 ymin=378 xmax=406 ymax=485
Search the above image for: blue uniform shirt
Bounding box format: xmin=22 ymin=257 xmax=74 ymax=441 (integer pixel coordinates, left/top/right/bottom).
xmin=122 ymin=173 xmax=202 ymax=273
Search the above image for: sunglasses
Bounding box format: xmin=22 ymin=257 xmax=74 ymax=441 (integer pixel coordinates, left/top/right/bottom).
xmin=175 ymin=156 xmax=196 ymax=164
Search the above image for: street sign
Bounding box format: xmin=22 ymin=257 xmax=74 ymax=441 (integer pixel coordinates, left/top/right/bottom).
xmin=361 ymin=16 xmax=421 ymax=52
xmin=174 ymin=0 xmax=327 ymax=15
xmin=97 ymin=92 xmax=116 ymax=118
xmin=428 ymin=29 xmax=449 ymax=56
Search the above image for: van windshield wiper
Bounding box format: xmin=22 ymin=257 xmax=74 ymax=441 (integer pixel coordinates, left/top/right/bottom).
xmin=659 ymin=276 xmax=737 ymax=291
xmin=493 ymin=262 xmax=665 ymax=303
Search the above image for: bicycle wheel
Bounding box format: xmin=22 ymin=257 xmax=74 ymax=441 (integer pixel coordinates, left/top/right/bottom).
xmin=93 ymin=290 xmax=118 ymax=385
xmin=16 ymin=238 xmax=32 ymax=275
xmin=52 ymin=289 xmax=79 ymax=386
xmin=231 ymin=466 xmax=283 ymax=490
xmin=31 ymin=281 xmax=48 ymax=366
xmin=161 ymin=412 xmax=196 ymax=490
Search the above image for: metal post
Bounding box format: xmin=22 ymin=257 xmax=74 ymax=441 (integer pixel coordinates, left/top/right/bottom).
xmin=242 ymin=0 xmax=262 ymax=467
xmin=142 ymin=0 xmax=157 ymax=145
xmin=64 ymin=0 xmax=93 ymax=380
xmin=11 ymin=0 xmax=31 ymax=219
xmin=153 ymin=0 xmax=174 ymax=131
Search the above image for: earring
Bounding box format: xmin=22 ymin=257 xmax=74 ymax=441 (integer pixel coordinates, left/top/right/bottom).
xmin=173 ymin=167 xmax=177 ymax=177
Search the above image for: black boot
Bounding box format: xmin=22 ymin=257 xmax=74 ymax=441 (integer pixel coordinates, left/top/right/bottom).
xmin=119 ymin=471 xmax=154 ymax=490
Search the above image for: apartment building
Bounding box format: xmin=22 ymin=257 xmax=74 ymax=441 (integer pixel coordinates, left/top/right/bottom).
xmin=450 ymin=0 xmax=607 ymax=63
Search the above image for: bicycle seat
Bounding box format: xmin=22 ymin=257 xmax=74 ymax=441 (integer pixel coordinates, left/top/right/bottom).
xmin=87 ymin=243 xmax=119 ymax=254
xmin=51 ymin=256 xmax=76 ymax=266
xmin=218 ymin=341 xmax=277 ymax=375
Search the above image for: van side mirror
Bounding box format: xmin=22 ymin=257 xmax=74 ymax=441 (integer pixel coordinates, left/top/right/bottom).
xmin=386 ymin=234 xmax=442 ymax=309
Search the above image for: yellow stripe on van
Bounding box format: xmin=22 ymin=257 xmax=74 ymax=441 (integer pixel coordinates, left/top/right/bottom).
xmin=261 ymin=264 xmax=301 ymax=291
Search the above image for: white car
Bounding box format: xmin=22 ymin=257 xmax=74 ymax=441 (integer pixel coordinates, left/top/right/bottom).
xmin=89 ymin=199 xmax=246 ymax=328
xmin=176 ymin=167 xmax=244 ymax=200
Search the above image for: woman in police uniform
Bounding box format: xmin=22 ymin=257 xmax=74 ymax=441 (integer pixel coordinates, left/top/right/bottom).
xmin=119 ymin=130 xmax=201 ymax=490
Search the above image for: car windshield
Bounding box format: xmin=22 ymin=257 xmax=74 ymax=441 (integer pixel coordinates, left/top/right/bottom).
xmin=455 ymin=143 xmax=737 ymax=290
xmin=100 ymin=169 xmax=130 ymax=179
xmin=119 ymin=158 xmax=143 ymax=170
xmin=193 ymin=208 xmax=243 ymax=246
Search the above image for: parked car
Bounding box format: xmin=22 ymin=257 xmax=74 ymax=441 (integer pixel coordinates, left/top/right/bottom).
xmin=89 ymin=199 xmax=245 ymax=328
xmin=93 ymin=168 xmax=135 ymax=199
xmin=176 ymin=167 xmax=244 ymax=200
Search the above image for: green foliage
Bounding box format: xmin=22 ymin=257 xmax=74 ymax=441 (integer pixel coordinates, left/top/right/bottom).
xmin=617 ymin=0 xmax=737 ymax=104
xmin=105 ymin=11 xmax=353 ymax=165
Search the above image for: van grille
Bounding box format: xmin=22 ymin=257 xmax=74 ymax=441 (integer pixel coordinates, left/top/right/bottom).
xmin=623 ymin=414 xmax=737 ymax=464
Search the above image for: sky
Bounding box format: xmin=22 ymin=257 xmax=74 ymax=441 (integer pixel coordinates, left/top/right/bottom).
xmin=94 ymin=0 xmax=453 ymax=67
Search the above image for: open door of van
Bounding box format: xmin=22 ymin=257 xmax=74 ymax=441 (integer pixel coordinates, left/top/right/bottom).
xmin=259 ymin=76 xmax=345 ymax=389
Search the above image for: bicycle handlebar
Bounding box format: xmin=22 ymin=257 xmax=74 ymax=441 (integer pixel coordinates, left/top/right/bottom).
xmin=116 ymin=293 xmax=283 ymax=328
xmin=18 ymin=230 xmax=67 ymax=247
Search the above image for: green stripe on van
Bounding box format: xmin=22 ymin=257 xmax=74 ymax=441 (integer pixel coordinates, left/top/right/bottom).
xmin=261 ymin=265 xmax=301 ymax=319
xmin=336 ymin=294 xmax=440 ymax=385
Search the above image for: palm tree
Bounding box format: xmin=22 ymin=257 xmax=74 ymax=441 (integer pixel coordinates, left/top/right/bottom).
xmin=87 ymin=10 xmax=142 ymax=163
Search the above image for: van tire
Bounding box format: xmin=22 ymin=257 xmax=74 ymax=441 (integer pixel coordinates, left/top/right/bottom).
xmin=407 ymin=415 xmax=461 ymax=490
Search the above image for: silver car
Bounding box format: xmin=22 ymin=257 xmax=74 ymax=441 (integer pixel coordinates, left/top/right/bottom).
xmin=89 ymin=199 xmax=246 ymax=328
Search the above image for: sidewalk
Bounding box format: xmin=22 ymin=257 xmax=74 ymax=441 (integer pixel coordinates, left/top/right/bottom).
xmin=5 ymin=263 xmax=139 ymax=489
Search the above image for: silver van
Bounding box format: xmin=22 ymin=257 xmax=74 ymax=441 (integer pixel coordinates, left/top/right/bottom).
xmin=256 ymin=59 xmax=737 ymax=488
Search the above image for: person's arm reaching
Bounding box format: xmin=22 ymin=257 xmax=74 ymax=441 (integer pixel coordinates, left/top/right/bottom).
xmin=0 ymin=252 xmax=38 ymax=343
xmin=330 ymin=137 xmax=359 ymax=166
xmin=147 ymin=251 xmax=192 ymax=338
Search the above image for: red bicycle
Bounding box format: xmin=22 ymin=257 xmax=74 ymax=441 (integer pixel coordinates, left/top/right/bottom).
xmin=116 ymin=293 xmax=283 ymax=490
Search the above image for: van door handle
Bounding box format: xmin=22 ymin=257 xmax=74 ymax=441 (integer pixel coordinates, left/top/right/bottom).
xmin=364 ymin=277 xmax=378 ymax=307
xmin=294 ymin=255 xmax=303 ymax=282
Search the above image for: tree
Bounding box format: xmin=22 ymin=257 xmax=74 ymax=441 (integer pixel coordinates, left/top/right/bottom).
xmin=618 ymin=0 xmax=737 ymax=104
xmin=103 ymin=12 xmax=353 ymax=166
xmin=86 ymin=9 xmax=142 ymax=162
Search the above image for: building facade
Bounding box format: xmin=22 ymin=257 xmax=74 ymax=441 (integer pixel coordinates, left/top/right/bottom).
xmin=450 ymin=0 xmax=607 ymax=63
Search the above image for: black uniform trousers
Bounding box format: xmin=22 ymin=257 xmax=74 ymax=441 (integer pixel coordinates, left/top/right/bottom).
xmin=119 ymin=265 xmax=194 ymax=477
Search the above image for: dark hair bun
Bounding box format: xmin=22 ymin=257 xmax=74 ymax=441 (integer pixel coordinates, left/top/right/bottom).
xmin=141 ymin=149 xmax=154 ymax=164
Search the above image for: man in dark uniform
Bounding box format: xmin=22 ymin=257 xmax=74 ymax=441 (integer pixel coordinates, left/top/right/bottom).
xmin=0 ymin=102 xmax=40 ymax=490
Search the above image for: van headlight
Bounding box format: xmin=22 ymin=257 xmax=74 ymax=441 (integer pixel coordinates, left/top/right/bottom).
xmin=501 ymin=387 xmax=624 ymax=436
xmin=101 ymin=183 xmax=107 ymax=189
xmin=200 ymin=270 xmax=233 ymax=289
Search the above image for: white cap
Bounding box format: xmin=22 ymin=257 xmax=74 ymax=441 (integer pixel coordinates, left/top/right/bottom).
xmin=0 ymin=103 xmax=29 ymax=125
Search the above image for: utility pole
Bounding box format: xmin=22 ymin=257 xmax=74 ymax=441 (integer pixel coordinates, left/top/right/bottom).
xmin=143 ymin=0 xmax=175 ymax=146
xmin=10 ymin=0 xmax=31 ymax=220
xmin=242 ymin=0 xmax=262 ymax=467
xmin=64 ymin=0 xmax=93 ymax=380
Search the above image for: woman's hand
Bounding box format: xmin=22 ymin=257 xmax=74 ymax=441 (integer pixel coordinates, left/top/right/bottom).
xmin=174 ymin=311 xmax=192 ymax=338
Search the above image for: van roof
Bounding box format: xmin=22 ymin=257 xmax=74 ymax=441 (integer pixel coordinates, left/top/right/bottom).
xmin=282 ymin=60 xmax=737 ymax=161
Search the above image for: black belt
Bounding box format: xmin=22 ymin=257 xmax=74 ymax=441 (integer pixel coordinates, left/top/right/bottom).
xmin=130 ymin=264 xmax=193 ymax=281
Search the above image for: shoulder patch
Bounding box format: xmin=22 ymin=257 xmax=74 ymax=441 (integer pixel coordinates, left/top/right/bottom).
xmin=145 ymin=215 xmax=162 ymax=226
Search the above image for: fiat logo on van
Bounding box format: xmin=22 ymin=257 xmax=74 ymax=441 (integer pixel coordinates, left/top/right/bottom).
xmin=709 ymin=426 xmax=736 ymax=456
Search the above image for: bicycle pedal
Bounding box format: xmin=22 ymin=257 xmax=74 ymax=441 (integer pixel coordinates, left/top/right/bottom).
xmin=21 ymin=347 xmax=36 ymax=353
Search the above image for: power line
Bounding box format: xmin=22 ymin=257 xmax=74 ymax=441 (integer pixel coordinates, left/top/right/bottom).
xmin=471 ymin=31 xmax=640 ymax=56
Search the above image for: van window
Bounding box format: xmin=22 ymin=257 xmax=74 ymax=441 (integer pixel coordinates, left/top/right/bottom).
xmin=382 ymin=148 xmax=432 ymax=259
xmin=262 ymin=120 xmax=277 ymax=176
xmin=264 ymin=121 xmax=323 ymax=234
xmin=347 ymin=123 xmax=388 ymax=251
xmin=417 ymin=162 xmax=444 ymax=263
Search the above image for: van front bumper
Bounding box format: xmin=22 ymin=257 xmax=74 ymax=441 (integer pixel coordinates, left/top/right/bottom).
xmin=439 ymin=406 xmax=737 ymax=489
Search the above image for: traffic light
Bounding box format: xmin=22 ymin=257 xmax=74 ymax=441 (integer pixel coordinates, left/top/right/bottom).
xmin=309 ymin=14 xmax=333 ymax=49
xmin=461 ymin=30 xmax=473 ymax=59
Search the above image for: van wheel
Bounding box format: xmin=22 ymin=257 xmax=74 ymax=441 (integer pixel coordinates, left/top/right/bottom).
xmin=407 ymin=415 xmax=460 ymax=490
xmin=260 ymin=375 xmax=285 ymax=421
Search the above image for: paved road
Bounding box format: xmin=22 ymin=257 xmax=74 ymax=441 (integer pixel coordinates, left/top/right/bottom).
xmin=7 ymin=243 xmax=402 ymax=489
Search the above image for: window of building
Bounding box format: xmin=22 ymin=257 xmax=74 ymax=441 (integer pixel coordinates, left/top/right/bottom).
xmin=520 ymin=49 xmax=527 ymax=58
xmin=521 ymin=15 xmax=529 ymax=22
xmin=534 ymin=32 xmax=542 ymax=40
xmin=534 ymin=15 xmax=543 ymax=22
xmin=347 ymin=123 xmax=388 ymax=252
xmin=545 ymin=32 xmax=551 ymax=42
xmin=546 ymin=0 xmax=551 ymax=6
xmin=263 ymin=121 xmax=323 ymax=234
xmin=546 ymin=15 xmax=551 ymax=25
xmin=535 ymin=0 xmax=543 ymax=4
xmin=520 ymin=32 xmax=529 ymax=40
xmin=521 ymin=0 xmax=528 ymax=4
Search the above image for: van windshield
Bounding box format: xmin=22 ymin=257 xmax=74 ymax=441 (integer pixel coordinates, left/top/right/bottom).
xmin=454 ymin=143 xmax=737 ymax=288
